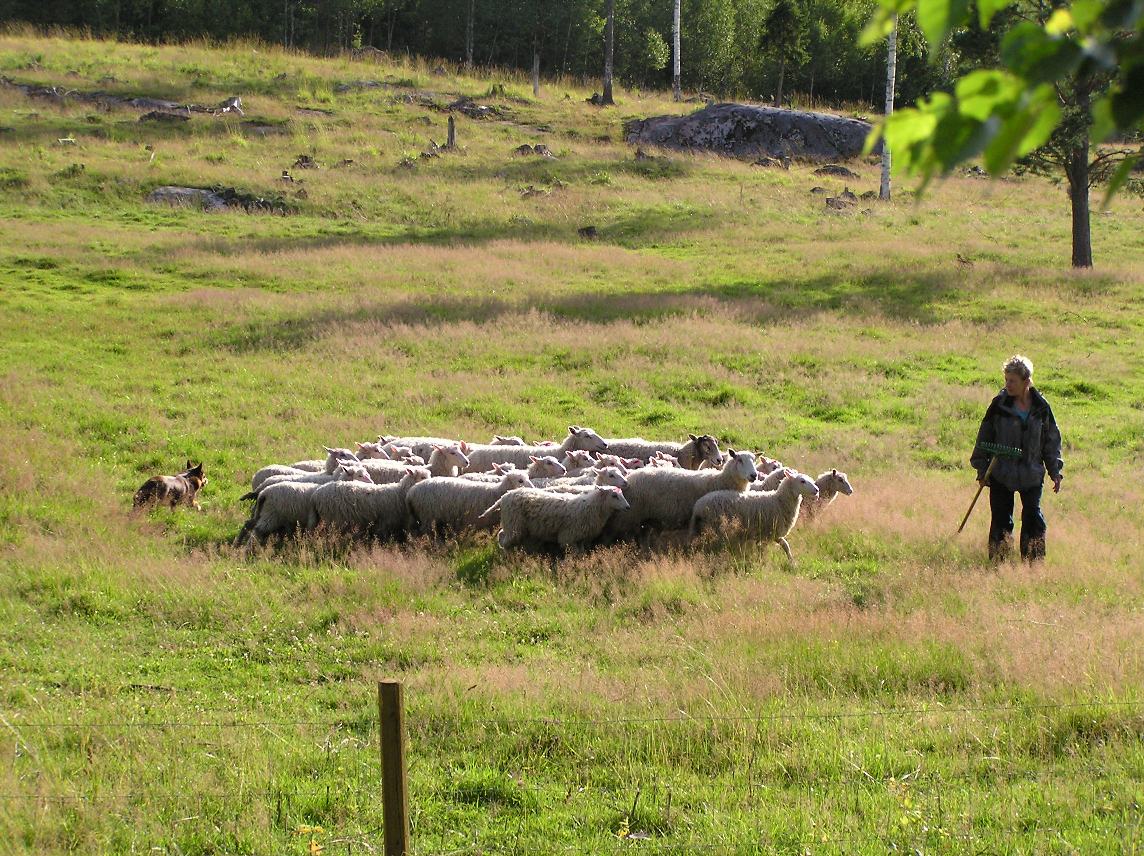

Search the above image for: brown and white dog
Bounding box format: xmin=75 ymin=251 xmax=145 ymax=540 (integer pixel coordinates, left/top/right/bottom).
xmin=133 ymin=461 xmax=208 ymax=510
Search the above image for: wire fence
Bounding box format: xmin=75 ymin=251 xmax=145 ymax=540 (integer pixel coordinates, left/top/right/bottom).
xmin=3 ymin=697 xmax=1142 ymax=854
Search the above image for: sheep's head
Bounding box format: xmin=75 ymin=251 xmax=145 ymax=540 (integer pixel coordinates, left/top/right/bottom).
xmin=569 ymin=425 xmax=608 ymax=452
xmin=433 ymin=443 xmax=470 ymax=470
xmin=563 ymin=449 xmax=595 ymax=470
xmin=594 ymin=484 xmax=631 ymax=511
xmin=502 ymin=471 xmax=534 ymax=490
xmin=404 ymin=466 xmax=432 ymax=485
xmin=823 ymin=469 xmax=854 ymax=496
xmin=689 ymin=433 xmax=723 ymax=467
xmin=492 ymin=435 xmax=526 ymax=446
xmin=595 ymin=466 xmax=628 ymax=490
xmin=756 ymin=455 xmax=783 ymax=475
xmin=529 ymin=455 xmax=566 ymax=478
xmin=356 ymin=441 xmax=392 ymax=460
xmin=725 ymin=449 xmax=758 ymax=483
xmin=333 ymin=462 xmax=374 ymax=484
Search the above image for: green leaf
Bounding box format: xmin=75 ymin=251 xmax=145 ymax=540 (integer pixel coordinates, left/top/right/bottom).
xmin=982 ymin=86 xmax=1061 ymax=173
xmin=955 ymin=70 xmax=1022 ymax=121
xmin=1101 ymin=151 xmax=1143 ymax=208
xmin=1000 ymin=23 xmax=1082 ymax=84
xmin=1090 ymin=93 xmax=1116 ymax=143
xmin=1070 ymin=0 xmax=1106 ymax=30
xmin=1110 ymin=60 xmax=1144 ymax=129
xmin=977 ymin=0 xmax=1014 ymax=28
xmin=917 ymin=0 xmax=970 ymax=54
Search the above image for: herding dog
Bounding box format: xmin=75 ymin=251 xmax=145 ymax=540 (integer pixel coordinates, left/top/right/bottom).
xmin=133 ymin=461 xmax=208 ymax=510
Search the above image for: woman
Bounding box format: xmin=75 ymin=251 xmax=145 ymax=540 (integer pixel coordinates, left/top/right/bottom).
xmin=971 ymin=355 xmax=1064 ymax=561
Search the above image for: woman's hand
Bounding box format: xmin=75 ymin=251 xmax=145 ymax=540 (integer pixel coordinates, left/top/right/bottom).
xmin=1051 ymin=474 xmax=1063 ymax=493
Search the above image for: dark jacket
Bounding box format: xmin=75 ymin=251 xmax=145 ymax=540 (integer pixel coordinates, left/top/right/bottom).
xmin=971 ymin=387 xmax=1064 ymax=491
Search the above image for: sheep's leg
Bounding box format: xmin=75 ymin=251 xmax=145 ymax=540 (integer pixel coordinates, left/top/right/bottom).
xmin=777 ymin=537 xmax=793 ymax=562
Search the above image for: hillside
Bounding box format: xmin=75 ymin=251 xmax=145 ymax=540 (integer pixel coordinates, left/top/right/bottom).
xmin=0 ymin=33 xmax=1142 ymax=855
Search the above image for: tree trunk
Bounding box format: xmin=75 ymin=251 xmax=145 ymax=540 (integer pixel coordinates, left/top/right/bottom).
xmin=774 ymin=58 xmax=785 ymax=108
xmin=672 ymin=0 xmax=681 ymax=101
xmin=465 ymin=0 xmax=475 ymax=70
xmin=880 ymin=15 xmax=897 ymax=201
xmin=1067 ymin=143 xmax=1093 ymax=268
xmin=602 ymin=0 xmax=615 ymax=104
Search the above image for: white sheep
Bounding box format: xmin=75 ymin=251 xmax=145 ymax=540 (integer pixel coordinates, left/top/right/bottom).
xmin=755 ymin=467 xmax=788 ymax=492
xmin=462 ymin=426 xmax=608 ymax=473
xmin=381 ymin=435 xmax=461 ymax=463
xmin=311 ymin=466 xmax=432 ymax=539
xmin=285 ymin=446 xmax=362 ymax=474
xmin=802 ymin=469 xmax=854 ymax=519
xmin=601 ymin=434 xmax=722 ymax=470
xmin=541 ymin=466 xmax=629 ymax=494
xmin=481 ymin=485 xmax=630 ymax=552
xmin=462 ymin=456 xmax=564 ymax=484
xmin=235 ymin=463 xmax=371 ymax=546
xmin=243 ymin=461 xmax=374 ymax=500
xmin=361 ymin=443 xmax=469 ymax=484
xmin=354 ymin=441 xmax=392 ymax=460
xmin=251 ymin=464 xmax=310 ymax=492
xmin=406 ymin=470 xmax=535 ymax=535
xmin=689 ymin=469 xmax=820 ymax=561
xmin=602 ymin=449 xmax=758 ymax=539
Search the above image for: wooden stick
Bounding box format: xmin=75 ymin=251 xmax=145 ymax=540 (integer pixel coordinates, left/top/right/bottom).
xmin=957 ymin=456 xmax=997 ymax=534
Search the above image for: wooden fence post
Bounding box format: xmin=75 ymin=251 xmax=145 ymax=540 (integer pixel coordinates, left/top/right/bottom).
xmin=378 ymin=680 xmax=410 ymax=856
xmin=447 ymin=115 xmax=456 ymax=148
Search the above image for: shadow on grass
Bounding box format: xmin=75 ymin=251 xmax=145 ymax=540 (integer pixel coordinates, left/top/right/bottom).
xmin=211 ymin=268 xmax=962 ymax=353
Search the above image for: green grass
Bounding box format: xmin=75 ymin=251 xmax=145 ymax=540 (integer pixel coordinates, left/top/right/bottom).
xmin=1 ymin=30 xmax=1143 ymax=855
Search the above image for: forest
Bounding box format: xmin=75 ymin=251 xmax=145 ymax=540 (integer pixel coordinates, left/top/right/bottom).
xmin=1 ymin=0 xmax=973 ymax=108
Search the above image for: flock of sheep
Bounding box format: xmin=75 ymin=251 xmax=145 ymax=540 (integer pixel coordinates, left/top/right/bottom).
xmin=235 ymin=426 xmax=854 ymax=559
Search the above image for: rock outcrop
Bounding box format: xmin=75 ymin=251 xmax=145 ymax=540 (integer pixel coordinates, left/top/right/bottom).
xmin=624 ymin=102 xmax=880 ymax=161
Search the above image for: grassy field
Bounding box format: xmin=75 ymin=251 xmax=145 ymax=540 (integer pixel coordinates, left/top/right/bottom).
xmin=1 ymin=29 xmax=1142 ymax=855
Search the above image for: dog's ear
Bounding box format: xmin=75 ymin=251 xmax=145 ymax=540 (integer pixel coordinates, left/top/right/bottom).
xmin=186 ymin=459 xmax=194 ymax=471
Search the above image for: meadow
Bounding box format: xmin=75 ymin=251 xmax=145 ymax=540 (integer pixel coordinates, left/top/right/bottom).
xmin=1 ymin=29 xmax=1142 ymax=855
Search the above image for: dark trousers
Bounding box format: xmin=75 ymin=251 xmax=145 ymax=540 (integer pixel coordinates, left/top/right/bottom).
xmin=988 ymin=484 xmax=1046 ymax=560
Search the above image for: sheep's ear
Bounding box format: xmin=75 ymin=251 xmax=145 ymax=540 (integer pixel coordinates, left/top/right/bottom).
xmin=460 ymin=441 xmax=469 ymax=452
xmin=529 ymin=456 xmax=539 ymax=464
xmin=689 ymin=433 xmax=698 ymax=441
xmin=832 ymin=468 xmax=837 ymax=476
xmin=728 ymin=448 xmax=737 ymax=456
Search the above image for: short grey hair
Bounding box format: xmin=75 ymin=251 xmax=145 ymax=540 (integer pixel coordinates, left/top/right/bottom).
xmin=1003 ymin=354 xmax=1034 ymax=380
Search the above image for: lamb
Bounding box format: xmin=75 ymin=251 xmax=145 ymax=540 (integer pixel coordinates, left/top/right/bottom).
xmin=689 ymin=469 xmax=820 ymax=561
xmin=381 ymin=435 xmax=461 ymax=463
xmin=243 ymin=461 xmax=374 ymax=500
xmin=462 ymin=456 xmax=564 ymax=484
xmin=406 ymin=470 xmax=534 ymax=535
xmin=560 ymin=449 xmax=597 ymax=476
xmin=250 ymin=464 xmax=310 ymax=493
xmin=462 ymin=426 xmax=608 ymax=473
xmin=755 ymin=467 xmax=788 ymax=492
xmin=541 ymin=465 xmax=629 ymax=494
xmin=602 ymin=449 xmax=758 ymax=539
xmin=802 ymin=469 xmax=854 ymax=518
xmin=252 ymin=447 xmax=360 ymax=490
xmin=354 ymin=441 xmax=392 ymax=460
xmin=600 ymin=434 xmax=722 ymax=470
xmin=361 ymin=443 xmax=469 ymax=484
xmin=481 ymin=485 xmax=630 ymax=552
xmin=235 ymin=462 xmax=371 ymax=546
xmin=311 ymin=466 xmax=432 ymax=539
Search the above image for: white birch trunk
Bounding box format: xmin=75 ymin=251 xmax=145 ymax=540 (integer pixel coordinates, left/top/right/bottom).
xmin=880 ymin=15 xmax=897 ymax=201
xmin=672 ymin=0 xmax=681 ymax=102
